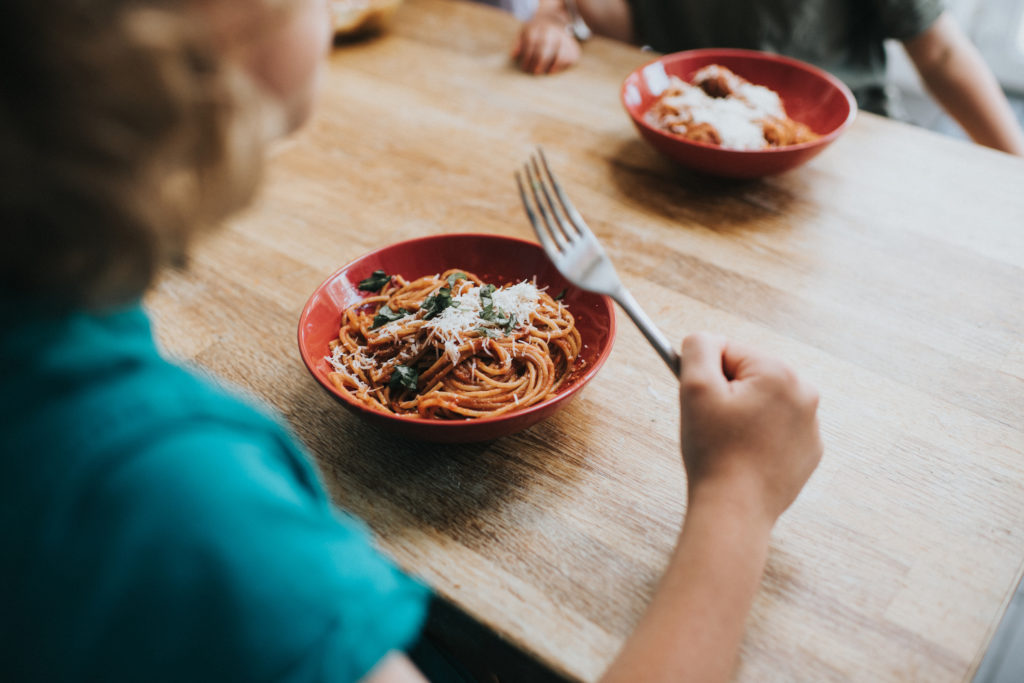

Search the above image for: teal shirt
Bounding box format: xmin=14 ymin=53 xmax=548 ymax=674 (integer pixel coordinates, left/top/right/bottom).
xmin=0 ymin=301 xmax=429 ymax=682
xmin=626 ymin=0 xmax=945 ymax=115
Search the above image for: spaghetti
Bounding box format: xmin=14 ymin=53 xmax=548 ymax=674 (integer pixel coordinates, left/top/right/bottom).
xmin=326 ymin=269 xmax=582 ymax=419
xmin=646 ymin=64 xmax=819 ymax=150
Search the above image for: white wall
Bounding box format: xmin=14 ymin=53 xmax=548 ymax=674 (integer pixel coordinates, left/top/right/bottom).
xmin=886 ymin=0 xmax=1024 ymax=95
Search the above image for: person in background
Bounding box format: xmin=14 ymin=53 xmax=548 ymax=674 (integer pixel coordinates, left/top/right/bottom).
xmin=476 ymin=0 xmax=538 ymax=21
xmin=512 ymin=0 xmax=1024 ymax=155
xmin=0 ymin=1 xmax=821 ymax=682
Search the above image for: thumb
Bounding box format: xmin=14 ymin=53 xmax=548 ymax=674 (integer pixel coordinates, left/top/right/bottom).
xmin=680 ymin=332 xmax=729 ymax=390
xmin=721 ymin=339 xmax=783 ymax=382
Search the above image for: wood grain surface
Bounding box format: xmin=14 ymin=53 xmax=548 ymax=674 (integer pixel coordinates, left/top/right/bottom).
xmin=146 ymin=0 xmax=1024 ymax=680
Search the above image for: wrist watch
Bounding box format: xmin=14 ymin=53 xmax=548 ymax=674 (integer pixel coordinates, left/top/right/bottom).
xmin=563 ymin=0 xmax=592 ymax=41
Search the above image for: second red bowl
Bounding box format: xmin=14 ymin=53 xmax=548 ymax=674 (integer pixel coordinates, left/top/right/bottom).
xmin=621 ymin=48 xmax=857 ymax=178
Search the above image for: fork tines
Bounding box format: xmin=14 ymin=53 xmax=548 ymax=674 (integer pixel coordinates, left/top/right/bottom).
xmin=516 ymin=148 xmax=589 ymax=255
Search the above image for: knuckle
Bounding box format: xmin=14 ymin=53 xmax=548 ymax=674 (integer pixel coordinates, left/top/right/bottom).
xmin=797 ymin=381 xmax=820 ymax=411
xmin=683 ymin=330 xmax=713 ymax=348
xmin=763 ymin=362 xmax=800 ymax=395
xmin=805 ymin=385 xmax=821 ymax=411
xmin=775 ymin=363 xmax=799 ymax=387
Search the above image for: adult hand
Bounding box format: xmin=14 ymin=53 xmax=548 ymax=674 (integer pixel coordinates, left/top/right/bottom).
xmin=511 ymin=16 xmax=581 ymax=75
xmin=678 ymin=332 xmax=823 ymax=524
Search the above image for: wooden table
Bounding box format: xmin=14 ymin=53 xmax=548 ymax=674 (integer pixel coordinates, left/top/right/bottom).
xmin=147 ymin=0 xmax=1024 ymax=679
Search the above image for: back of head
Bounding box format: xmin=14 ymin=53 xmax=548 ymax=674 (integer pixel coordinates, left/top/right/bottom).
xmin=0 ymin=1 xmax=272 ymax=309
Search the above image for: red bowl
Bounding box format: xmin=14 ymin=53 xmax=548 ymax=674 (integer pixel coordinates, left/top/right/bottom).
xmin=621 ymin=48 xmax=857 ymax=178
xmin=297 ymin=233 xmax=617 ymax=442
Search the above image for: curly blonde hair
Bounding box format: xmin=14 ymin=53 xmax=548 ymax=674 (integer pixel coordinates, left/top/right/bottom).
xmin=0 ymin=1 xmax=285 ymax=308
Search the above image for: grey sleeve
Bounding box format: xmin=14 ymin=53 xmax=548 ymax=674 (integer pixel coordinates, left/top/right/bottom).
xmin=872 ymin=0 xmax=946 ymax=40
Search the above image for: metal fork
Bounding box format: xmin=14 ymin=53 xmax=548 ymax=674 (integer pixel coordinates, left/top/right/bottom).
xmin=516 ymin=148 xmax=681 ymax=376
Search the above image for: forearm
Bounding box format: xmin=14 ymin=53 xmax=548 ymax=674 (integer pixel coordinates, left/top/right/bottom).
xmin=574 ymin=0 xmax=634 ymax=44
xmin=600 ymin=476 xmax=773 ymax=683
xmin=532 ymin=0 xmax=572 ymax=23
xmin=904 ymin=13 xmax=1024 ymax=155
xmin=360 ymin=653 xmax=428 ymax=683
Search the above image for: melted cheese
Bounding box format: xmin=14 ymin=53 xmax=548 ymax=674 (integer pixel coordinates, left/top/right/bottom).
xmin=656 ymin=71 xmax=785 ymax=151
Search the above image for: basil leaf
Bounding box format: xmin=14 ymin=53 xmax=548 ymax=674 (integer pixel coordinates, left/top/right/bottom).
xmin=371 ymin=305 xmax=408 ymax=329
xmin=554 ymin=288 xmax=567 ymax=301
xmin=446 ymin=272 xmax=468 ymax=288
xmin=421 ymin=287 xmax=453 ymax=319
xmin=479 ymin=284 xmax=495 ymax=309
xmin=501 ymin=312 xmax=518 ymax=334
xmin=358 ymin=270 xmax=391 ymax=292
xmin=389 ymin=365 xmax=418 ymax=393
xmin=475 ymin=326 xmax=501 ymax=338
xmin=478 ymin=284 xmax=496 ymax=321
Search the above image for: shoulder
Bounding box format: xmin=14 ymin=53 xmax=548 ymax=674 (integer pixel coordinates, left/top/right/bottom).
xmin=870 ymin=0 xmax=945 ymax=39
xmin=3 ymin=308 xmax=429 ymax=681
xmin=39 ymin=419 xmax=430 ymax=682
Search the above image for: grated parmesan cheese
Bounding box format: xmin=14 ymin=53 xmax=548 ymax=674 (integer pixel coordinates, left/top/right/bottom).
xmin=424 ymin=281 xmax=542 ymax=364
xmin=653 ymin=70 xmax=786 ymax=151
xmin=327 ymin=346 xmax=369 ymax=388
xmin=325 ymin=280 xmax=545 ymax=373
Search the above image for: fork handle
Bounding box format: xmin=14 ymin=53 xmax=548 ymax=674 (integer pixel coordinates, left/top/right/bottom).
xmin=613 ymin=286 xmax=682 ymax=377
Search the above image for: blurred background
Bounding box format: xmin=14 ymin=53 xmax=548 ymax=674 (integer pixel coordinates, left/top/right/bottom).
xmin=481 ymin=0 xmax=1024 ymax=142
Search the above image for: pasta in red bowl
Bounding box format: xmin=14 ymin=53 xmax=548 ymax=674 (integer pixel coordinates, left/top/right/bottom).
xmin=622 ymin=49 xmax=857 ymax=178
xmin=298 ymin=233 xmax=616 ymax=442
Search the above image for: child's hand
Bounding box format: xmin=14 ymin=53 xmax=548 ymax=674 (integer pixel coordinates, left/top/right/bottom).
xmin=678 ymin=333 xmax=823 ymax=524
xmin=511 ymin=16 xmax=581 ymax=75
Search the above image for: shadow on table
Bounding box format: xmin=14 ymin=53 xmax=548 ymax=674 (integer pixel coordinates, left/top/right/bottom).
xmin=282 ymin=376 xmax=592 ymax=537
xmin=604 ymin=138 xmax=800 ymax=235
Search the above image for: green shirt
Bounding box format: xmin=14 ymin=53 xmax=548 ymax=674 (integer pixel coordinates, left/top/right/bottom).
xmin=0 ymin=301 xmax=429 ymax=682
xmin=626 ymin=0 xmax=945 ymax=114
